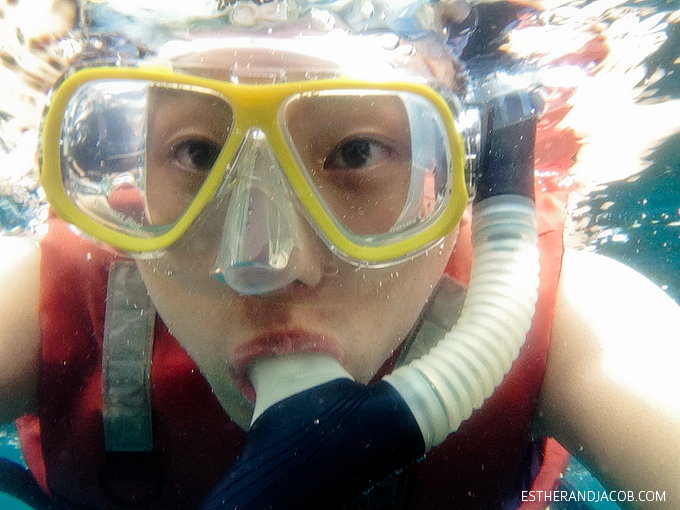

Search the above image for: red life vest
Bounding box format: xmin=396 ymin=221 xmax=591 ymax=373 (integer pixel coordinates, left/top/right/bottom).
xmin=15 ymin=180 xmax=566 ymax=510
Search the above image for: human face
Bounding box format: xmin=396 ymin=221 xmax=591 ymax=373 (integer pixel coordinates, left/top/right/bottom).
xmin=133 ymin=45 xmax=462 ymax=426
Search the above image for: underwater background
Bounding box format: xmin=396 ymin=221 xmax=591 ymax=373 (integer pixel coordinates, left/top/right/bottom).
xmin=0 ymin=0 xmax=678 ymax=508
xmin=2 ymin=0 xmax=677 ymax=304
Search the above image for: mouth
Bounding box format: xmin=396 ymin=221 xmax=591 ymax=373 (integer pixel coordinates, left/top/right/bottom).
xmin=231 ymin=330 xmax=345 ymax=402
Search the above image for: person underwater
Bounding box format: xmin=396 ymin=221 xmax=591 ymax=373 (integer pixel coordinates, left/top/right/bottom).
xmin=0 ymin=0 xmax=679 ymax=509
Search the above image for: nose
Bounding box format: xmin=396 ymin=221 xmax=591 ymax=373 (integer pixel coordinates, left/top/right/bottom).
xmin=212 ymin=129 xmax=323 ymax=295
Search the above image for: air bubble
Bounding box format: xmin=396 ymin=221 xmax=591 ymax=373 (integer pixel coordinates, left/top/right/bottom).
xmin=310 ymin=10 xmax=336 ymax=31
xmin=232 ymin=4 xmax=258 ymax=26
xmin=400 ymin=44 xmax=416 ymax=57
xmin=360 ymin=0 xmax=374 ymax=20
xmin=377 ymin=33 xmax=400 ymax=50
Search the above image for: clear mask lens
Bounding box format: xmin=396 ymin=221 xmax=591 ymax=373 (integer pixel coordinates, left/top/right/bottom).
xmin=282 ymin=90 xmax=452 ymax=241
xmin=60 ymin=79 xmax=233 ymax=237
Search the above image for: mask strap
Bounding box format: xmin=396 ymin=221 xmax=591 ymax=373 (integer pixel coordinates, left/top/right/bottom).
xmin=395 ymin=274 xmax=466 ymax=367
xmin=101 ymin=261 xmax=163 ymax=506
xmin=103 ymin=260 xmax=155 ymax=453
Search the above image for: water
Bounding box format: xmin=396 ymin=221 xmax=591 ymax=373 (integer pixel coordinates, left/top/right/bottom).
xmin=0 ymin=0 xmax=678 ymax=508
xmin=0 ymin=422 xmax=31 ymax=510
xmin=576 ymin=132 xmax=680 ymax=303
xmin=554 ymin=1 xmax=680 ymax=304
xmin=566 ymin=13 xmax=680 ymax=302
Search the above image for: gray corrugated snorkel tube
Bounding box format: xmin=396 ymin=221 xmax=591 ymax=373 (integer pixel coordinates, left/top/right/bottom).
xmin=385 ymin=193 xmax=539 ymax=448
xmin=383 ymin=90 xmax=542 ymax=449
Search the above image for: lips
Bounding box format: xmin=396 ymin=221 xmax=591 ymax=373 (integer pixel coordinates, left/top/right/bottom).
xmin=231 ymin=330 xmax=345 ymax=402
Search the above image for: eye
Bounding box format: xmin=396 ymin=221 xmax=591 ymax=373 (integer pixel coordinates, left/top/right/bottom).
xmin=171 ymin=139 xmax=222 ymax=173
xmin=325 ymin=138 xmax=392 ymax=171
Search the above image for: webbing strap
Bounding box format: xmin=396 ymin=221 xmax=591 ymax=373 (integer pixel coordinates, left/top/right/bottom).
xmin=102 ymin=261 xmax=155 ymax=452
xmin=396 ymin=275 xmax=466 ymax=367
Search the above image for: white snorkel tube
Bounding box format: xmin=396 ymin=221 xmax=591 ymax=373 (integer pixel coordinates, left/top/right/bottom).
xmin=201 ymin=90 xmax=542 ymax=510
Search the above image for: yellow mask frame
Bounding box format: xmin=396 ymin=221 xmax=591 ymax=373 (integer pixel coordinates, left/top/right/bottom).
xmin=41 ymin=65 xmax=468 ymax=264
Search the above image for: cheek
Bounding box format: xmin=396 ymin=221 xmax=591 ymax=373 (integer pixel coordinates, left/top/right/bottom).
xmin=142 ymin=200 xmax=232 ymax=287
xmin=135 ymin=258 xmax=244 ymax=360
xmin=340 ymin=232 xmax=457 ymax=380
xmin=136 ymin=244 xmax=232 ymax=317
xmin=380 ymin=231 xmax=457 ymax=319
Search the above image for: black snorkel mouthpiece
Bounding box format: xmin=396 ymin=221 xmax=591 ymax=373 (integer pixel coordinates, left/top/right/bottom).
xmin=201 ymin=90 xmax=542 ymax=510
xmin=200 ymin=379 xmax=425 ymax=510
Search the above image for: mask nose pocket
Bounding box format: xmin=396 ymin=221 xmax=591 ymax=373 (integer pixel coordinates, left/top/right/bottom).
xmin=212 ymin=129 xmax=307 ymax=295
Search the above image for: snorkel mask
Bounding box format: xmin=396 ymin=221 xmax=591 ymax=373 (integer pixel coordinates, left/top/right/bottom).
xmin=42 ymin=38 xmax=470 ymax=292
xmin=39 ymin=0 xmax=541 ymax=508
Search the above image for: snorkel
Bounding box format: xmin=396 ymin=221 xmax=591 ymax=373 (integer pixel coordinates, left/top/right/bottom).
xmin=49 ymin=1 xmax=540 ymax=508
xmin=200 ymin=87 xmax=541 ymax=509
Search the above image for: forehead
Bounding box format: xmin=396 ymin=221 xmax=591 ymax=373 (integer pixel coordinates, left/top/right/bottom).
xmin=159 ymin=34 xmax=447 ymax=85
